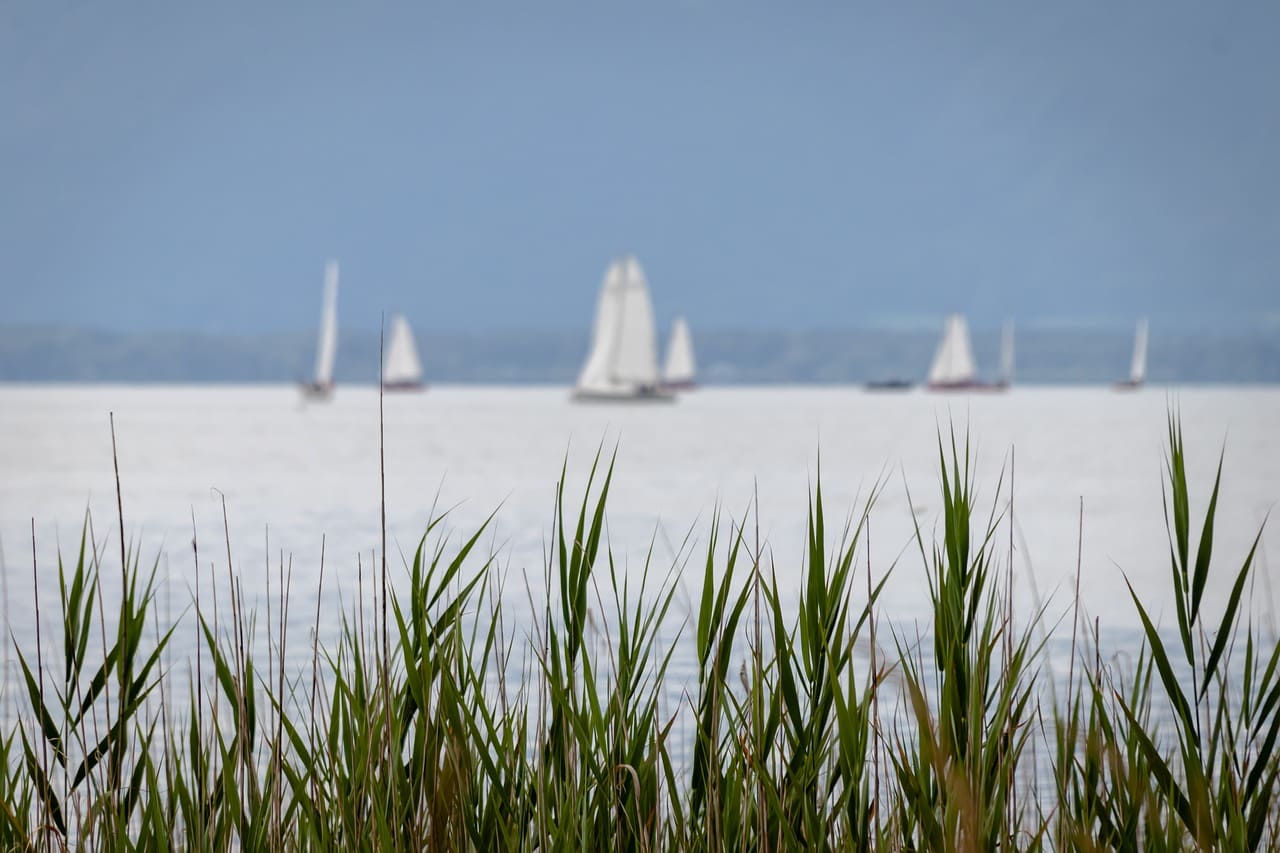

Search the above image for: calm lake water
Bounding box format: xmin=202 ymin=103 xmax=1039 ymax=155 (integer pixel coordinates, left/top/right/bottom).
xmin=1 ymin=384 xmax=1278 ymax=705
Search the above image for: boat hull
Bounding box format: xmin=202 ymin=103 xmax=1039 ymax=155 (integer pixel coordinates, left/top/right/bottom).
xmin=382 ymin=381 xmax=427 ymax=392
xmin=572 ymin=385 xmax=676 ymax=403
xmin=865 ymin=380 xmax=914 ymax=391
xmin=299 ymin=381 xmax=334 ymax=400
xmin=1113 ymin=380 xmax=1144 ymax=391
xmin=660 ymin=380 xmax=697 ymax=391
xmin=926 ymin=380 xmax=1007 ymax=392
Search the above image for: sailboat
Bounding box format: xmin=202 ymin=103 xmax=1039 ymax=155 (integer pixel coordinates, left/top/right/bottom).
xmin=997 ymin=320 xmax=1015 ymax=389
xmin=661 ymin=316 xmax=697 ymax=390
xmin=1114 ymin=318 xmax=1148 ymax=390
xmin=926 ymin=314 xmax=1004 ymax=391
xmin=382 ymin=314 xmax=426 ymax=391
xmin=300 ymin=260 xmax=339 ymax=400
xmin=573 ymin=256 xmax=674 ymax=402
xmin=865 ymin=376 xmax=915 ymax=391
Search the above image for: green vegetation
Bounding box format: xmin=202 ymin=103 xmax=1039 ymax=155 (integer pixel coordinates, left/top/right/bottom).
xmin=2 ymin=415 xmax=1277 ymax=850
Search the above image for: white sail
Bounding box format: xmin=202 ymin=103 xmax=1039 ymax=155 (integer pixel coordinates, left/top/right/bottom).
xmin=927 ymin=314 xmax=977 ymax=385
xmin=999 ymin=320 xmax=1015 ymax=386
xmin=663 ymin=316 xmax=697 ymax=385
xmin=1129 ymin=318 xmax=1149 ymax=384
xmin=576 ymin=261 xmax=625 ymax=391
xmin=610 ymin=257 xmax=661 ymax=386
xmin=313 ymin=261 xmax=339 ymax=386
xmin=382 ymin=314 xmax=424 ymax=386
xmin=574 ymin=256 xmax=667 ymax=398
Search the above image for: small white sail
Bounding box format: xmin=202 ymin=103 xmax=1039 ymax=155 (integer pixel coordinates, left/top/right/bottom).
xmin=382 ymin=314 xmax=424 ymax=386
xmin=663 ymin=316 xmax=696 ymax=386
xmin=576 ymin=261 xmax=625 ymax=392
xmin=313 ymin=261 xmax=339 ymax=387
xmin=610 ymin=257 xmax=661 ymax=386
xmin=927 ymin=314 xmax=977 ymax=386
xmin=999 ymin=320 xmax=1015 ymax=386
xmin=1129 ymin=318 xmax=1149 ymax=385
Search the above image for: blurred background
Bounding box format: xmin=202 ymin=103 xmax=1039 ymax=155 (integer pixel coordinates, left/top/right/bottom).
xmin=1 ymin=2 xmax=1278 ymax=675
xmin=3 ymin=2 xmax=1278 ymax=384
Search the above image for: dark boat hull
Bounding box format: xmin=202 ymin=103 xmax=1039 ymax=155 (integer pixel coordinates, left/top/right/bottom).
xmin=572 ymin=385 xmax=676 ymax=403
xmin=927 ymin=381 xmax=1008 ymax=392
xmin=299 ymin=381 xmax=334 ymax=400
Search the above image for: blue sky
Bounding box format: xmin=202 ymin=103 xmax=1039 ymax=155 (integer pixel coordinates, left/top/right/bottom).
xmin=3 ymin=2 xmax=1278 ymax=334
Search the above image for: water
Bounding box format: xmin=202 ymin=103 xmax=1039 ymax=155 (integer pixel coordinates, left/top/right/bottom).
xmin=1 ymin=384 xmax=1278 ymax=700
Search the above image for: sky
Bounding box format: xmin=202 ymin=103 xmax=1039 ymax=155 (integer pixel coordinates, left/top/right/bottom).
xmin=3 ymin=2 xmax=1279 ymax=334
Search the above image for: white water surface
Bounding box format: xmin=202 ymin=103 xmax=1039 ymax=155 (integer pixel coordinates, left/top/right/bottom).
xmin=1 ymin=384 xmax=1278 ymax=693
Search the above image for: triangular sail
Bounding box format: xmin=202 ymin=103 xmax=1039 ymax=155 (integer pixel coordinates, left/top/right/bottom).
xmin=609 ymin=257 xmax=661 ymax=386
xmin=999 ymin=320 xmax=1015 ymax=385
xmin=1129 ymin=318 xmax=1148 ymax=384
xmin=927 ymin=314 xmax=977 ymax=385
xmin=663 ymin=316 xmax=696 ymax=385
xmin=313 ymin=261 xmax=339 ymax=386
xmin=576 ymin=261 xmax=625 ymax=391
xmin=574 ymin=256 xmax=665 ymax=395
xmin=383 ymin=314 xmax=424 ymax=385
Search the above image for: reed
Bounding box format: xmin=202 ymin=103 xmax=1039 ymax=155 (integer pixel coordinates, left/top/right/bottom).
xmin=1053 ymin=415 xmax=1280 ymax=850
xmin=0 ymin=412 xmax=1276 ymax=850
xmin=889 ymin=430 xmax=1044 ymax=850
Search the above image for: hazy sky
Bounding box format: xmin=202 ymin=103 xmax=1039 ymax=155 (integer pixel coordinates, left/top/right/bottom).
xmin=3 ymin=2 xmax=1278 ymax=334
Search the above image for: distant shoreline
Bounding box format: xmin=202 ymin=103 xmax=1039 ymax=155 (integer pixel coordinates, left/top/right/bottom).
xmin=2 ymin=325 xmax=1277 ymax=384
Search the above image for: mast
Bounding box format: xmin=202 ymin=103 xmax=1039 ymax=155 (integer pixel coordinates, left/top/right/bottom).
xmin=313 ymin=261 xmax=339 ymax=386
xmin=999 ymin=320 xmax=1015 ymax=386
xmin=1129 ymin=318 xmax=1149 ymax=385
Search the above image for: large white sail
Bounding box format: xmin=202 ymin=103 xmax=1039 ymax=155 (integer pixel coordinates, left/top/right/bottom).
xmin=574 ymin=256 xmax=668 ymax=399
xmin=610 ymin=256 xmax=661 ymax=386
xmin=1129 ymin=318 xmax=1148 ymax=385
xmin=383 ymin=314 xmax=424 ymax=386
xmin=927 ymin=314 xmax=977 ymax=386
xmin=663 ymin=316 xmax=696 ymax=385
xmin=576 ymin=261 xmax=625 ymax=392
xmin=999 ymin=320 xmax=1015 ymax=386
xmin=313 ymin=261 xmax=339 ymax=386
